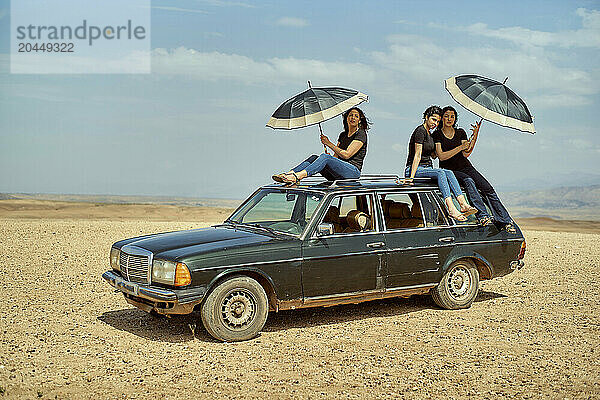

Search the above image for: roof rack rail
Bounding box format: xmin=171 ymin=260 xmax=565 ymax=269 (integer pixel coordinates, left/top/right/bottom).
xmin=266 ymin=174 xmax=435 ymax=187
xmin=331 ymin=175 xmax=435 ymax=186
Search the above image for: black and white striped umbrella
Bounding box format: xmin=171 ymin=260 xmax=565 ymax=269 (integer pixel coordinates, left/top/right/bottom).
xmin=266 ymin=85 xmax=368 ymax=130
xmin=445 ymin=74 xmax=535 ymax=134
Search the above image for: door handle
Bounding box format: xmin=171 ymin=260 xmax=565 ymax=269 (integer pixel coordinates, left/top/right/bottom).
xmin=367 ymin=242 xmax=385 ymax=248
xmin=439 ymin=236 xmax=455 ymax=243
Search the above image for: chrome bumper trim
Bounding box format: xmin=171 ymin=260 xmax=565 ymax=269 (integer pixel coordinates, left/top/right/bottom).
xmin=103 ymin=270 xmax=177 ymax=301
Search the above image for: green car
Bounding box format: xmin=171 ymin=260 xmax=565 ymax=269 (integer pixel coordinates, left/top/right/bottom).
xmin=103 ymin=176 xmax=526 ymax=342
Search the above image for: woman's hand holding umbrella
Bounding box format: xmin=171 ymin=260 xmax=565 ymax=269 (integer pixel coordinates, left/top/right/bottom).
xmin=320 ymin=133 xmax=334 ymax=148
xmin=469 ymin=120 xmax=481 ymax=140
xmin=464 ymin=120 xmax=481 ymax=155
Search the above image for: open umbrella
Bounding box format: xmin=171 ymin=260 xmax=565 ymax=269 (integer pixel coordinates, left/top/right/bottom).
xmin=445 ymin=74 xmax=535 ymax=134
xmin=266 ymin=82 xmax=368 ymax=152
xmin=266 ymin=82 xmax=368 ymax=130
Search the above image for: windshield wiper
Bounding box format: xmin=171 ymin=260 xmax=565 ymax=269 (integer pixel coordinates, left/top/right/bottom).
xmin=216 ymin=220 xmax=241 ymax=228
xmin=221 ymin=221 xmax=292 ymax=238
xmin=245 ymin=223 xmax=276 ymax=235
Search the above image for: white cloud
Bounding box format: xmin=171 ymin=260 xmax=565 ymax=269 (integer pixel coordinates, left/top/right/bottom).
xmin=11 ymin=51 xmax=150 ymax=74
xmin=152 ymin=6 xmax=208 ymax=14
xmin=370 ymin=34 xmax=598 ymax=109
xmin=150 ymin=27 xmax=598 ymax=111
xmin=568 ymin=138 xmax=592 ymax=150
xmin=276 ymin=17 xmax=309 ymax=28
xmin=459 ymin=8 xmax=600 ymax=49
xmin=151 ymin=47 xmax=376 ymax=86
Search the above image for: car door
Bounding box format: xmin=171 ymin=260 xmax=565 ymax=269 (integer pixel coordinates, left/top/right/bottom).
xmin=301 ymin=192 xmax=386 ymax=299
xmin=381 ymin=191 xmax=453 ymax=288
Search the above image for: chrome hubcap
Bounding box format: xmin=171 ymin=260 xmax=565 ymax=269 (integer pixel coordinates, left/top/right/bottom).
xmin=221 ymin=290 xmax=256 ymax=330
xmin=448 ymin=266 xmax=471 ymax=299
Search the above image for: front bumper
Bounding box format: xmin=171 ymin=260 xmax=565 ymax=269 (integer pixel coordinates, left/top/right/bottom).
xmin=102 ymin=270 xmax=206 ymax=315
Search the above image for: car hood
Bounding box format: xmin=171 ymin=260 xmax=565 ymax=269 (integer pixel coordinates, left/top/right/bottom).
xmin=116 ymin=225 xmax=291 ymax=260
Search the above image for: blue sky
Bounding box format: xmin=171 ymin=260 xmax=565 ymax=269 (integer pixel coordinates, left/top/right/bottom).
xmin=0 ymin=0 xmax=599 ymax=198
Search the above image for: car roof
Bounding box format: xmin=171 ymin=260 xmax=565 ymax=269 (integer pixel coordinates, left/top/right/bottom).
xmin=261 ymin=175 xmax=440 ymax=194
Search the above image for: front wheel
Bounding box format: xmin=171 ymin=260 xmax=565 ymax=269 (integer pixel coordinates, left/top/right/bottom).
xmin=200 ymin=276 xmax=269 ymax=342
xmin=432 ymin=259 xmax=479 ymax=309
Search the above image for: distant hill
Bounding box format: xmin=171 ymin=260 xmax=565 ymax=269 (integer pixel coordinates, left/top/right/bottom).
xmin=3 ymin=186 xmax=599 ymax=221
xmin=496 ymin=173 xmax=600 ymax=192
xmin=501 ymin=185 xmax=600 ymax=209
xmin=500 ymin=185 xmax=600 ymax=221
xmin=0 ymin=193 xmax=242 ymax=209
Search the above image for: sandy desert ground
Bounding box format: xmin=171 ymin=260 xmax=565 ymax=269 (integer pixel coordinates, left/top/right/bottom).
xmin=0 ymin=200 xmax=599 ymax=399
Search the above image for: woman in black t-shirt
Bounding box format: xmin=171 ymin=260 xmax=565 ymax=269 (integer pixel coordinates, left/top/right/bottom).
xmin=433 ymin=106 xmax=516 ymax=233
xmin=404 ymin=105 xmax=477 ymax=222
xmin=272 ymin=107 xmax=369 ymax=184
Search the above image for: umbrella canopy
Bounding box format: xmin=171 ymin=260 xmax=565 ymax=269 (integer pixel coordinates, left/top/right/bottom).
xmin=266 ymin=86 xmax=368 ymax=130
xmin=445 ymin=75 xmax=535 ymax=134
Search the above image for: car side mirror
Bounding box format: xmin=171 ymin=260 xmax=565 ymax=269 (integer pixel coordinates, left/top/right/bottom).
xmin=316 ymin=222 xmax=334 ymax=236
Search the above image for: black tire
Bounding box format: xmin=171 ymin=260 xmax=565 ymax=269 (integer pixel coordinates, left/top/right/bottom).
xmin=200 ymin=276 xmax=268 ymax=342
xmin=432 ymin=259 xmax=479 ymax=309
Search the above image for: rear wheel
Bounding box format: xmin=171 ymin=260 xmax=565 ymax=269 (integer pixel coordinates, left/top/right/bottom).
xmin=432 ymin=259 xmax=479 ymax=309
xmin=200 ymin=276 xmax=268 ymax=342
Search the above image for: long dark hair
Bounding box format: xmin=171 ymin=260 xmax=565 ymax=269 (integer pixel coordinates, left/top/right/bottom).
xmin=441 ymin=105 xmax=458 ymax=128
xmin=342 ymin=107 xmax=371 ymax=133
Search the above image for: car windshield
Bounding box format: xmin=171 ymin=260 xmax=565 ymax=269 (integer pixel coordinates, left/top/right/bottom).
xmin=227 ymin=188 xmax=324 ymax=236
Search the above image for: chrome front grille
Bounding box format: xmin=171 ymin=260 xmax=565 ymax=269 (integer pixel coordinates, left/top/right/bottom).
xmin=120 ymin=251 xmax=150 ymax=284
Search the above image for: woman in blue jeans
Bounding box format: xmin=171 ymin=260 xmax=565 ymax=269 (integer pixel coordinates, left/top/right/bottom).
xmin=433 ymin=106 xmax=517 ymax=233
xmin=404 ymin=105 xmax=477 ymax=222
xmin=273 ymin=107 xmax=370 ymax=184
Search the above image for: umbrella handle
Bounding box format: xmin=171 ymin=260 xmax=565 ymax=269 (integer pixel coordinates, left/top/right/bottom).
xmin=470 ymin=117 xmax=484 ymax=141
xmin=318 ymin=122 xmax=329 ymax=155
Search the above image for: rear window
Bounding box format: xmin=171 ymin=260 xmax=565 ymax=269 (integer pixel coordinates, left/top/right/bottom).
xmin=379 ymin=192 xmax=424 ymax=230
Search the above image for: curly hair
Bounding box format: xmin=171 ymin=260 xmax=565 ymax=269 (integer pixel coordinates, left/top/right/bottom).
xmin=422 ymin=105 xmax=443 ymax=120
xmin=342 ymin=107 xmax=371 ymax=133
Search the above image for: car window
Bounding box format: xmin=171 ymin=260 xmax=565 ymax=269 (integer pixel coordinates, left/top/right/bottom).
xmin=242 ymin=192 xmax=295 ymax=223
xmin=379 ymin=193 xmax=424 ymax=230
xmin=419 ymin=192 xmax=448 ymax=227
xmin=229 ymin=189 xmax=324 ymax=235
xmin=305 ymin=194 xmax=321 ymax=223
xmin=321 ymin=194 xmax=374 ymax=234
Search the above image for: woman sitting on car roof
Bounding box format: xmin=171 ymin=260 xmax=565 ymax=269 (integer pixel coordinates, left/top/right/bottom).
xmin=433 ymin=105 xmax=517 ymax=233
xmin=404 ymin=105 xmax=477 ymax=222
xmin=272 ymin=107 xmax=370 ymax=184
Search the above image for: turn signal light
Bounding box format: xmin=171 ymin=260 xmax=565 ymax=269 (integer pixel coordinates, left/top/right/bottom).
xmin=174 ymin=262 xmax=191 ymax=286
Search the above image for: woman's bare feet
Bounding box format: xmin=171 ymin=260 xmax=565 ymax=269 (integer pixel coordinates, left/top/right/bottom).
xmin=272 ymin=172 xmax=299 ymax=184
xmin=449 ymin=213 xmax=468 ymax=222
xmin=272 ymin=173 xmax=288 ymax=183
xmin=456 ymin=195 xmax=478 ymax=216
xmin=444 ymin=197 xmax=467 ymax=221
xmin=460 ymin=206 xmax=478 ymax=217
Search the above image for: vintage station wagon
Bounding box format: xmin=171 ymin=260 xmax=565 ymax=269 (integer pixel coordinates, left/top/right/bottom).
xmin=102 ymin=176 xmax=526 ymax=342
